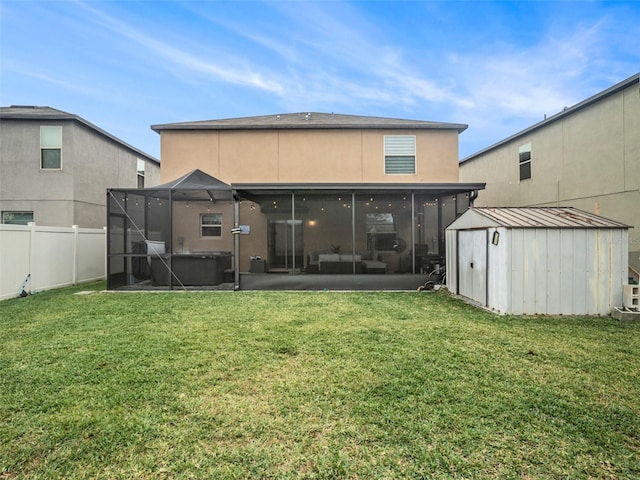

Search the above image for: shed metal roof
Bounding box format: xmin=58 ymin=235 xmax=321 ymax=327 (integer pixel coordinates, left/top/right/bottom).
xmin=151 ymin=112 xmax=468 ymax=133
xmin=471 ymin=207 xmax=630 ymax=229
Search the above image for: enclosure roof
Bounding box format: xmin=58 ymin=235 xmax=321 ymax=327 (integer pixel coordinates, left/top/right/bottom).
xmin=153 ymin=169 xmax=232 ymax=191
xmin=233 ymin=182 xmax=485 ymax=197
xmin=108 ymin=172 xmax=484 ymax=199
xmin=152 ymin=112 xmax=468 ymax=133
xmin=1 ymin=105 xmax=159 ymax=164
xmin=460 ymin=207 xmax=630 ymax=229
xmin=108 ymin=169 xmax=234 ymax=202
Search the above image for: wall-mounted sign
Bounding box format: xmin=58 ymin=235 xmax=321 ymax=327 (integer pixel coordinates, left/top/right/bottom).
xmin=231 ymin=225 xmax=251 ymax=235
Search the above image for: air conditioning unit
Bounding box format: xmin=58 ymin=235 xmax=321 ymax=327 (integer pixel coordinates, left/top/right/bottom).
xmin=623 ymin=284 xmax=639 ymax=309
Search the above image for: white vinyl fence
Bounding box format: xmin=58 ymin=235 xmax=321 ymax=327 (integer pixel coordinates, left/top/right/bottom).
xmin=0 ymin=223 xmax=106 ymax=301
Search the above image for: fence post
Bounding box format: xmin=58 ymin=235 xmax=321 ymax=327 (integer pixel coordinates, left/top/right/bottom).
xmin=28 ymin=222 xmax=36 ymax=293
xmin=104 ymin=226 xmax=108 ymax=284
xmin=72 ymin=225 xmax=79 ymax=285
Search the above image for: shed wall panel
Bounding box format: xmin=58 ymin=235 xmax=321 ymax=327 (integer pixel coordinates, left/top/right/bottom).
xmin=510 ymin=228 xmax=525 ymax=315
xmin=445 ymin=230 xmax=457 ymax=293
xmin=487 ymin=227 xmax=509 ymax=313
xmin=559 ymin=229 xmax=575 ymax=315
xmin=585 ymin=231 xmax=598 ymax=314
xmin=546 ymin=229 xmax=562 ymax=314
xmin=473 ymin=231 xmax=488 ymax=306
xmin=595 ymin=230 xmax=610 ymax=313
xmin=612 ymin=229 xmax=628 ymax=306
xmin=458 ymin=231 xmax=474 ymax=301
xmin=572 ymin=230 xmax=588 ymax=315
xmin=533 ymin=229 xmax=549 ymax=314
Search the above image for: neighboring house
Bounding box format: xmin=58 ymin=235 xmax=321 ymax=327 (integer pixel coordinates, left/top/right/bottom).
xmin=0 ymin=106 xmax=160 ymax=229
xmin=106 ymin=113 xmax=485 ymax=290
xmin=459 ymin=73 xmax=640 ymax=280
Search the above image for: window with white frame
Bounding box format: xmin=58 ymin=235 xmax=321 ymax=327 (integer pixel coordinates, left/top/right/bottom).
xmin=384 ymin=135 xmax=416 ymax=174
xmin=2 ymin=211 xmax=34 ymax=225
xmin=40 ymin=126 xmax=62 ymax=169
xmin=519 ymin=142 xmax=532 ymax=181
xmin=201 ymin=213 xmax=222 ymax=237
xmin=137 ymin=158 xmax=145 ymax=188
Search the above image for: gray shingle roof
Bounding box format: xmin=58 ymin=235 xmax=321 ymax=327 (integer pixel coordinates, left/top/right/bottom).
xmin=151 ymin=112 xmax=467 ymax=133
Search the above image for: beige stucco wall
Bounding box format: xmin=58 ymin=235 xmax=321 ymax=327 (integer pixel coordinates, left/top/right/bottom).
xmin=159 ymin=128 xmax=460 ymax=184
xmin=460 ymin=80 xmax=640 ymax=274
xmin=171 ymin=201 xmax=235 ymax=254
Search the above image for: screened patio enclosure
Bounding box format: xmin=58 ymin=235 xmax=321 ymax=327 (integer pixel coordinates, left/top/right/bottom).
xmin=107 ymin=169 xmax=235 ymax=290
xmin=107 ymin=169 xmax=484 ymax=290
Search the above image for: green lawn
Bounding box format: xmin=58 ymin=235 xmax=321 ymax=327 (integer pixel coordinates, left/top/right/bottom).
xmin=1 ymin=282 xmax=639 ymax=479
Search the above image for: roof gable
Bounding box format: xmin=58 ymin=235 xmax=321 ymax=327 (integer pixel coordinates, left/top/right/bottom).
xmin=152 ymin=169 xmax=232 ymax=191
xmin=0 ymin=105 xmax=159 ymax=164
xmin=461 ymin=73 xmax=640 ymax=163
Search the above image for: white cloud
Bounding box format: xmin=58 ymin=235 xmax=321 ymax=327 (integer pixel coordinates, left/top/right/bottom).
xmin=74 ymin=1 xmax=285 ymax=95
xmin=186 ymin=0 xmax=469 ymax=111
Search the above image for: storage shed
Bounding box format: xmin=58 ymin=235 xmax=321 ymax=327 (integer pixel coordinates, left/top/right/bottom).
xmin=445 ymin=207 xmax=629 ymax=315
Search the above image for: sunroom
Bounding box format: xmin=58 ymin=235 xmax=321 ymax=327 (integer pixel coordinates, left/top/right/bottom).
xmin=107 ymin=169 xmax=484 ymax=290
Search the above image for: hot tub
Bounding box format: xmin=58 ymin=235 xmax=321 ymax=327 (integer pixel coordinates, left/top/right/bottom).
xmin=150 ymin=252 xmax=232 ymax=286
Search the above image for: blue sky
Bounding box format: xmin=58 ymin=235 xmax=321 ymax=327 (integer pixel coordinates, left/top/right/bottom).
xmin=1 ymin=1 xmax=638 ymax=160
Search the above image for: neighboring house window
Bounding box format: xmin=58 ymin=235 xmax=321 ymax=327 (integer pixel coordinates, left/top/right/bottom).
xmin=384 ymin=135 xmax=416 ymax=174
xmin=137 ymin=159 xmax=145 ymax=188
xmin=366 ymin=213 xmax=396 ymax=250
xmin=2 ymin=211 xmax=34 ymax=225
xmin=201 ymin=213 xmax=222 ymax=237
xmin=519 ymin=142 xmax=532 ymax=181
xmin=40 ymin=126 xmax=62 ymax=169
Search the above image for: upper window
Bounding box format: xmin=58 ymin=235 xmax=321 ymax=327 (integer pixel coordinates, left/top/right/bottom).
xmin=201 ymin=213 xmax=222 ymax=237
xmin=519 ymin=142 xmax=532 ymax=181
xmin=384 ymin=135 xmax=416 ymax=174
xmin=137 ymin=159 xmax=145 ymax=188
xmin=40 ymin=126 xmax=62 ymax=169
xmin=2 ymin=211 xmax=34 ymax=225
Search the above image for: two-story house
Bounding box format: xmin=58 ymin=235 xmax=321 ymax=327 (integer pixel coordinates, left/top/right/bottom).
xmin=107 ymin=113 xmax=484 ymax=290
xmin=459 ymin=74 xmax=640 ymax=281
xmin=0 ymin=106 xmax=160 ymax=229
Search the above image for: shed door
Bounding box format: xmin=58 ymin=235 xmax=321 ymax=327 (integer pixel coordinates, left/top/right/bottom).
xmin=458 ymin=230 xmax=487 ymax=306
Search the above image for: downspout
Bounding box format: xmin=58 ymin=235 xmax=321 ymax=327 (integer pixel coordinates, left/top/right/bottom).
xmin=469 ymin=190 xmax=478 ymax=207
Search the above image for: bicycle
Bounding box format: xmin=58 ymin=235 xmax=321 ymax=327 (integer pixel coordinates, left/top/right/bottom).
xmin=417 ymin=265 xmax=446 ymax=292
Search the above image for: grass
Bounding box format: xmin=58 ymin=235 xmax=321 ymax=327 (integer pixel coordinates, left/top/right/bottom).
xmin=1 ymin=282 xmax=639 ymax=479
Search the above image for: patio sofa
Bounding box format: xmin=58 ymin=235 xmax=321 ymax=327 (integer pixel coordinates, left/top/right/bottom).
xmin=307 ymin=251 xmax=387 ymax=274
xmin=318 ymin=254 xmax=363 ymax=274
